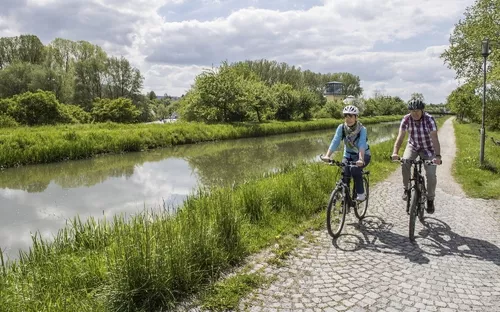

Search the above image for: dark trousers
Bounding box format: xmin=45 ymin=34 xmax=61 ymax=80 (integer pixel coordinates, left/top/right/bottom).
xmin=342 ymin=154 xmax=371 ymax=194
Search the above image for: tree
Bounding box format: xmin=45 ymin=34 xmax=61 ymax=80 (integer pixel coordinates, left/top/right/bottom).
xmin=0 ymin=34 xmax=45 ymax=69
xmin=46 ymin=39 xmax=77 ymax=103
xmin=486 ymin=82 xmax=500 ymax=130
xmin=148 ymin=91 xmax=157 ymax=100
xmin=103 ymin=56 xmax=143 ymax=100
xmin=194 ymin=62 xmax=247 ymax=122
xmin=296 ymin=88 xmax=319 ymax=120
xmin=446 ymin=83 xmax=481 ymax=121
xmin=16 ymin=34 xmax=45 ymax=65
xmin=410 ymin=93 xmax=425 ymax=102
xmin=0 ymin=62 xmax=35 ymax=97
xmin=271 ymin=83 xmax=300 ymax=121
xmin=323 ymin=100 xmax=344 ymax=119
xmin=441 ymin=0 xmax=500 ymax=81
xmin=243 ymin=80 xmax=275 ymax=122
xmin=73 ymin=41 xmax=108 ymax=109
xmin=49 ymin=38 xmax=76 ymax=74
xmin=154 ymin=102 xmax=171 ymax=120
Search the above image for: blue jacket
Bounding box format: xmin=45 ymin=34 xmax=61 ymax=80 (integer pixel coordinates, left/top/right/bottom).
xmin=328 ymin=124 xmax=370 ymax=159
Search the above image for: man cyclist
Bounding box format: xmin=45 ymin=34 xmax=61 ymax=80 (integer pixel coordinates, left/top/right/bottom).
xmin=391 ymin=99 xmax=442 ymax=214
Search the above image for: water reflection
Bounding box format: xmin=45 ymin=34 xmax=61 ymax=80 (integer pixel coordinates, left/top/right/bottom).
xmin=0 ymin=122 xmax=399 ymax=260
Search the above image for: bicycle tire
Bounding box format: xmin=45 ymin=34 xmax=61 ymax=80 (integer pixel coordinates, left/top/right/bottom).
xmin=406 ymin=185 xmax=411 ymax=215
xmin=418 ymin=180 xmax=426 ymax=223
xmin=354 ymin=176 xmax=369 ymax=220
xmin=409 ymin=187 xmax=419 ymax=242
xmin=326 ymin=187 xmax=347 ymax=238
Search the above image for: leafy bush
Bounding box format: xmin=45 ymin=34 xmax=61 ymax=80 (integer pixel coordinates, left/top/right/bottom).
xmin=91 ymin=98 xmax=140 ymax=123
xmin=10 ymin=90 xmax=62 ymax=125
xmin=0 ymin=114 xmax=19 ymax=127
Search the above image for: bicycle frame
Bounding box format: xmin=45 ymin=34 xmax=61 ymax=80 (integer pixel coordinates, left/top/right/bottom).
xmin=398 ymin=157 xmax=435 ymax=241
xmin=331 ymin=161 xmax=364 ymax=208
xmin=404 ymin=158 xmax=431 ymax=213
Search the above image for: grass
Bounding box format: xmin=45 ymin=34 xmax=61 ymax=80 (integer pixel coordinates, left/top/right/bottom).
xmin=0 ymin=133 xmax=406 ymax=311
xmin=453 ymin=120 xmax=500 ymax=199
xmin=199 ymin=271 xmax=273 ymax=311
xmin=0 ymin=116 xmax=402 ymax=169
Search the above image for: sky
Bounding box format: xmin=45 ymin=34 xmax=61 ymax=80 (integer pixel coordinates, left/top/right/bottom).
xmin=0 ymin=0 xmax=476 ymax=104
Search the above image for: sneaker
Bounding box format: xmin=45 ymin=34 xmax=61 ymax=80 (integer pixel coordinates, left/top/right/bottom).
xmin=356 ymin=193 xmax=366 ymax=201
xmin=402 ymin=189 xmax=409 ymax=201
xmin=426 ymin=199 xmax=435 ymax=214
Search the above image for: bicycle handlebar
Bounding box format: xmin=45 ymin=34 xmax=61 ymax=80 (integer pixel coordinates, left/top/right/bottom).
xmin=319 ymin=155 xmax=359 ymax=167
xmin=391 ymin=156 xmax=440 ymax=166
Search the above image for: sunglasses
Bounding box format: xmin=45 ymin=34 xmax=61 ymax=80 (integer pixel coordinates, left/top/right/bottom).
xmin=344 ymin=114 xmax=355 ymax=118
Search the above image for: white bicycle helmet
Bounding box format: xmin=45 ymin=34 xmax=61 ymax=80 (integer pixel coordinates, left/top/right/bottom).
xmin=342 ymin=105 xmax=359 ymax=115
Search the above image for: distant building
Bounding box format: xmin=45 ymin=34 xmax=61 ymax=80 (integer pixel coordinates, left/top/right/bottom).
xmin=343 ymin=95 xmax=355 ymax=105
xmin=323 ymin=81 xmax=345 ymax=101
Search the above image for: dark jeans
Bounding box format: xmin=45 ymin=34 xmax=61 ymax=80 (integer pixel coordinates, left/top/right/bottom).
xmin=342 ymin=154 xmax=371 ymax=195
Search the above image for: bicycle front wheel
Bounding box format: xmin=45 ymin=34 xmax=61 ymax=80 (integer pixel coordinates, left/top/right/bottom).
xmin=354 ymin=176 xmax=369 ymax=220
xmin=418 ymin=180 xmax=426 ymax=223
xmin=326 ymin=187 xmax=347 ymax=238
xmin=409 ymin=187 xmax=419 ymax=242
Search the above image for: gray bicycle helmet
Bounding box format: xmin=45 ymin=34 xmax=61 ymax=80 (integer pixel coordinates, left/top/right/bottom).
xmin=408 ymin=99 xmax=425 ymax=110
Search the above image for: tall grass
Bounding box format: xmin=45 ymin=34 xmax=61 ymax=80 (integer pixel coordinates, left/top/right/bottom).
xmin=0 ymin=116 xmax=402 ymax=168
xmin=453 ymin=120 xmax=500 ymax=199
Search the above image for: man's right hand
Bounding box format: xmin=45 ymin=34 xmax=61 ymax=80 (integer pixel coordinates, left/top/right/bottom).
xmin=391 ymin=154 xmax=400 ymax=161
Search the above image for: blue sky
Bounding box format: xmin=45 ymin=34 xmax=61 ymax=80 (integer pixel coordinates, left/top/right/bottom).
xmin=0 ymin=0 xmax=476 ymax=103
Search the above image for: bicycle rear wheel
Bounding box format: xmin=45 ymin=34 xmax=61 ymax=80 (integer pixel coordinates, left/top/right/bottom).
xmin=326 ymin=187 xmax=347 ymax=238
xmin=409 ymin=187 xmax=419 ymax=242
xmin=354 ymin=176 xmax=369 ymax=220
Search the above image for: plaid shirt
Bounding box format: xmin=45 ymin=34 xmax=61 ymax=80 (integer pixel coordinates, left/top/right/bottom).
xmin=400 ymin=112 xmax=437 ymax=157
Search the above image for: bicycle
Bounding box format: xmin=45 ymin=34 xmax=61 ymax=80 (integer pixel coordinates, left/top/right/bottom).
xmin=320 ymin=156 xmax=370 ymax=238
xmin=393 ymin=156 xmax=439 ymax=242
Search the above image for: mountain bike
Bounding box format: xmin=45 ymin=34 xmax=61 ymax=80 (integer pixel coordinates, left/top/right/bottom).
xmin=394 ymin=156 xmax=438 ymax=242
xmin=320 ymin=156 xmax=370 ymax=238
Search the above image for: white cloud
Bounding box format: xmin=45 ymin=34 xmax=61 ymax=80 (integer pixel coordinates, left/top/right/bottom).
xmin=0 ymin=0 xmax=476 ymax=102
xmin=143 ymin=64 xmax=204 ymax=96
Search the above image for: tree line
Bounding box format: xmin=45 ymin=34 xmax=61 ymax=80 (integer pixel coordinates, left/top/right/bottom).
xmin=177 ymin=59 xmax=441 ymax=123
xmin=0 ymin=34 xmax=367 ymax=125
xmin=1 ymin=34 xmax=429 ymax=127
xmin=0 ymin=34 xmax=178 ymax=126
xmin=442 ymin=0 xmax=500 ymax=130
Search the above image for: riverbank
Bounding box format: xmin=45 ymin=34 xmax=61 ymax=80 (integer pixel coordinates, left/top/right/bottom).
xmin=0 ymin=116 xmax=402 ymax=169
